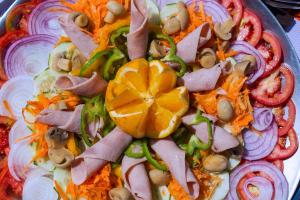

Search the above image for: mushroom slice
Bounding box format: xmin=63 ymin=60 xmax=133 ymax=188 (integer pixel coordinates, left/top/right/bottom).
xmin=104 ymin=11 xmax=116 ymax=24
xmin=69 ymin=12 xmax=90 ymax=29
xmin=45 ymin=127 xmax=69 ymax=149
xmin=163 ymin=17 xmax=181 ymax=35
xmin=199 ymin=48 xmax=217 ymax=68
xmin=203 ymin=154 xmax=228 ymax=172
xmin=71 ymin=49 xmax=87 ymax=70
xmin=109 ymin=187 xmax=133 ymax=200
xmin=214 ymin=18 xmax=235 ymax=41
xmin=48 ymin=148 xmax=74 ymax=168
xmin=149 ymin=40 xmax=167 ymax=58
xmin=176 ymin=2 xmax=189 ymax=31
xmin=235 ymin=60 xmax=255 ymax=76
xmin=107 ymin=0 xmax=125 ymax=16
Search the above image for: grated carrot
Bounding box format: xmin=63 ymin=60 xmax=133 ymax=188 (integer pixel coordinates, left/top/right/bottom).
xmin=216 ymin=38 xmax=226 ymax=61
xmin=3 ymin=100 xmax=15 ymax=119
xmin=54 ymin=36 xmax=71 ymax=47
xmin=55 ymin=180 xmax=69 ymax=200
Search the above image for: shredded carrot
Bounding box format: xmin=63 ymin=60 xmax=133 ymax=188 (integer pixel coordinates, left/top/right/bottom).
xmin=54 ymin=36 xmax=71 ymax=47
xmin=66 ymin=133 xmax=80 ymax=156
xmin=54 ymin=180 xmax=69 ymax=200
xmin=194 ymin=90 xmax=218 ymax=115
xmin=66 ymin=180 xmax=78 ymax=199
xmin=199 ymin=1 xmax=206 ymax=22
xmin=3 ymin=100 xmax=15 ymax=119
xmin=216 ymin=38 xmax=226 ymax=61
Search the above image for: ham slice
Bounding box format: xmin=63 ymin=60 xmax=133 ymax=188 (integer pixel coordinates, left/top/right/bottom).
xmin=179 ymin=62 xmax=226 ymax=92
xmin=88 ymin=118 xmax=103 ymax=138
xmin=58 ymin=15 xmax=97 ymax=58
xmin=55 ymin=72 xmax=107 ymax=97
xmin=182 ymin=113 xmax=239 ymax=152
xmin=177 ymin=23 xmax=211 ymax=63
xmin=71 ymin=127 xmax=132 ymax=185
xmin=122 ymin=156 xmax=152 ymax=200
xmin=151 ymin=138 xmax=200 ymax=199
xmin=127 ymin=0 xmax=148 ymax=60
xmin=35 ymin=104 xmax=83 ymax=133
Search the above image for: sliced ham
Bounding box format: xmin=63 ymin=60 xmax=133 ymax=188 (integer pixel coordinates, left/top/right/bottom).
xmin=122 ymin=156 xmax=152 ymax=200
xmin=182 ymin=113 xmax=239 ymax=152
xmin=71 ymin=127 xmax=132 ymax=185
xmin=55 ymin=72 xmax=107 ymax=97
xmin=127 ymin=0 xmax=148 ymax=60
xmin=58 ymin=15 xmax=97 ymax=58
xmin=88 ymin=118 xmax=104 ymax=138
xmin=179 ymin=62 xmax=226 ymax=92
xmin=35 ymin=104 xmax=83 ymax=133
xmin=151 ymin=138 xmax=200 ymax=199
xmin=177 ymin=23 xmax=211 ymax=63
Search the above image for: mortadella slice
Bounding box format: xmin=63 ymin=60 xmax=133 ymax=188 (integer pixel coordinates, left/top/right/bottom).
xmin=58 ymin=15 xmax=97 ymax=58
xmin=127 ymin=0 xmax=148 ymax=60
xmin=35 ymin=104 xmax=83 ymax=133
xmin=55 ymin=72 xmax=107 ymax=97
xmin=177 ymin=23 xmax=211 ymax=63
xmin=182 ymin=113 xmax=239 ymax=152
xmin=122 ymin=156 xmax=152 ymax=200
xmin=71 ymin=127 xmax=132 ymax=185
xmin=151 ymin=138 xmax=200 ymax=199
xmin=180 ymin=62 xmax=226 ymax=92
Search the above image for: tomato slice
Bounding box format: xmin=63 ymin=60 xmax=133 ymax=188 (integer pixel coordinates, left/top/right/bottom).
xmin=221 ymin=0 xmax=243 ymax=26
xmin=266 ymin=128 xmax=298 ymax=161
xmin=237 ymin=9 xmax=262 ymax=46
xmin=257 ymin=31 xmax=282 ymax=77
xmin=275 ymin=100 xmax=296 ymax=136
xmin=251 ymin=65 xmax=295 ymax=106
xmin=272 ymin=160 xmax=284 ymax=172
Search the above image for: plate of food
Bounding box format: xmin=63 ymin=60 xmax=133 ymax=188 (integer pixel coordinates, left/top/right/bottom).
xmin=0 ymin=0 xmax=299 ymax=199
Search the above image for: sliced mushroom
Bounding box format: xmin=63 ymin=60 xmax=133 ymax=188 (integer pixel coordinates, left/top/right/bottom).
xmin=242 ymin=55 xmax=257 ymax=68
xmin=149 ymin=40 xmax=167 ymax=58
xmin=149 ymin=169 xmax=171 ymax=186
xmin=163 ymin=17 xmax=181 ymax=35
xmin=214 ymin=18 xmax=235 ymax=41
xmin=45 ymin=128 xmax=69 ymax=149
xmin=104 ymin=11 xmax=116 ymax=24
xmin=69 ymin=12 xmax=90 ymax=29
xmin=235 ymin=60 xmax=256 ymax=76
xmin=109 ymin=187 xmax=133 ymax=200
xmin=48 ymin=148 xmax=74 ymax=168
xmin=199 ymin=48 xmax=217 ymax=68
xmin=107 ymin=0 xmax=125 ymax=16
xmin=71 ymin=49 xmax=87 ymax=70
xmin=203 ymin=154 xmax=228 ymax=172
xmin=52 ymin=52 xmax=72 ymax=72
xmin=175 ymin=1 xmax=189 ymax=31
xmin=217 ymin=98 xmax=234 ymax=122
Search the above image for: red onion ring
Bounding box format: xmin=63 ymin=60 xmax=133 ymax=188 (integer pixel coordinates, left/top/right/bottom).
xmin=156 ymin=0 xmax=230 ymax=23
xmin=252 ymin=107 xmax=274 ymax=131
xmin=241 ymin=176 xmax=274 ymax=199
xmin=28 ymin=0 xmax=70 ymax=38
xmin=4 ymin=34 xmax=56 ymax=78
xmin=9 ymin=119 xmax=32 ymax=148
xmin=231 ymin=41 xmax=266 ymax=84
xmin=227 ymin=161 xmax=288 ymax=200
xmin=243 ymin=121 xmax=278 ymax=160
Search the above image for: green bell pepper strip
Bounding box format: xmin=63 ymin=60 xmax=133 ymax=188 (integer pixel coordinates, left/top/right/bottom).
xmin=80 ymin=104 xmax=93 ymax=147
xmin=155 ymin=33 xmax=187 ymax=77
xmin=142 ymin=139 xmax=168 ymax=171
xmin=110 ymin=26 xmax=130 ymax=47
xmin=125 ymin=140 xmax=145 ymax=158
xmin=102 ymin=48 xmax=126 ymax=81
xmin=189 ymin=110 xmax=213 ymax=150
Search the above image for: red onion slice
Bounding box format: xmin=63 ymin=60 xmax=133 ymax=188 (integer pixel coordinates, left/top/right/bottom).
xmin=0 ymin=76 xmax=36 ymax=118
xmin=227 ymin=161 xmax=288 ymax=200
xmin=156 ymin=0 xmax=230 ymax=23
xmin=243 ymin=122 xmax=278 ymax=160
xmin=23 ymin=176 xmax=58 ymax=200
xmin=4 ymin=34 xmax=56 ymax=78
xmin=252 ymin=107 xmax=274 ymax=131
xmin=242 ymin=176 xmax=274 ymax=199
xmin=9 ymin=119 xmax=32 ymax=148
xmin=231 ymin=41 xmax=266 ymax=84
xmin=28 ymin=0 xmax=69 ymax=38
xmin=8 ymin=142 xmax=35 ymax=181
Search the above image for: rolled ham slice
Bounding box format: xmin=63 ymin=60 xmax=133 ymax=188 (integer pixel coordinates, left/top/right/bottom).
xmin=122 ymin=156 xmax=152 ymax=200
xmin=180 ymin=62 xmax=226 ymax=92
xmin=127 ymin=0 xmax=148 ymax=60
xmin=35 ymin=104 xmax=83 ymax=133
xmin=55 ymin=72 xmax=107 ymax=97
xmin=182 ymin=113 xmax=239 ymax=152
xmin=177 ymin=23 xmax=211 ymax=63
xmin=58 ymin=15 xmax=97 ymax=58
xmin=151 ymin=138 xmax=200 ymax=199
xmin=71 ymin=127 xmax=132 ymax=185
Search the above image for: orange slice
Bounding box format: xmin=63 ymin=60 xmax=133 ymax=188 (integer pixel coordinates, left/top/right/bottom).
xmin=106 ymin=59 xmax=189 ymax=138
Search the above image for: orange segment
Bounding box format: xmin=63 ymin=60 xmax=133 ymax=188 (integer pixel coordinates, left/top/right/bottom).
xmin=106 ymin=59 xmax=189 ymax=138
xmin=156 ymin=87 xmax=189 ymax=116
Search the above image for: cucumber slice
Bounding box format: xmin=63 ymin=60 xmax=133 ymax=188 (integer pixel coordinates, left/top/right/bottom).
xmin=34 ymin=68 xmax=60 ymax=94
xmin=210 ymin=172 xmax=230 ymax=200
xmin=146 ymin=0 xmax=160 ymax=25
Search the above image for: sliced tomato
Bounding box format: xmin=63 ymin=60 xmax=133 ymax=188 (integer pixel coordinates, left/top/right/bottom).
xmin=266 ymin=128 xmax=298 ymax=161
xmin=257 ymin=31 xmax=282 ymax=77
xmin=275 ymin=100 xmax=296 ymax=136
xmin=237 ymin=9 xmax=262 ymax=46
xmin=272 ymin=160 xmax=284 ymax=172
xmin=221 ymin=0 xmax=243 ymax=26
xmin=251 ymin=65 xmax=295 ymax=106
